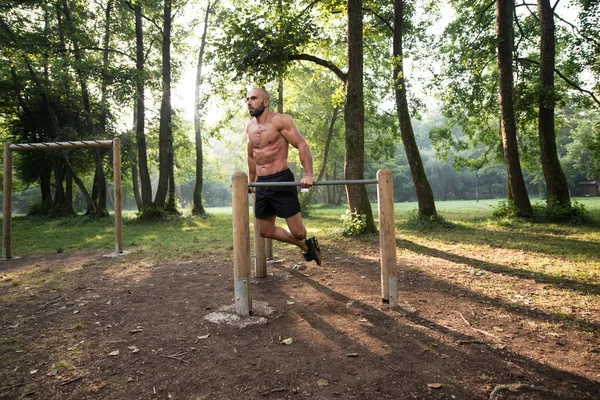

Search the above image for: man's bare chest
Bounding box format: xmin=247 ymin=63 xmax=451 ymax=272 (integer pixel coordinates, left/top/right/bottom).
xmin=248 ymin=124 xmax=283 ymax=148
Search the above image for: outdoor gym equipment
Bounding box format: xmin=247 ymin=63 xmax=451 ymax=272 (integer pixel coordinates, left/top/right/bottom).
xmin=231 ymin=168 xmax=397 ymax=316
xmin=2 ymin=139 xmax=123 ymax=259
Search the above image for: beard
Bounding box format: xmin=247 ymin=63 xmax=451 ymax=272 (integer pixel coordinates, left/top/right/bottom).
xmin=249 ymin=104 xmax=266 ymax=117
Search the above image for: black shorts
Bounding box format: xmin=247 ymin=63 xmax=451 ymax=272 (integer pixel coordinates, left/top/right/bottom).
xmin=254 ymin=169 xmax=301 ymax=219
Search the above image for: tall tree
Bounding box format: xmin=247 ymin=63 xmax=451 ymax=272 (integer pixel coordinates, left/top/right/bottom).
xmin=537 ymin=0 xmax=571 ymax=209
xmin=133 ymin=1 xmax=153 ymax=209
xmin=393 ymin=0 xmax=437 ymax=219
xmin=192 ymin=1 xmax=217 ymax=216
xmin=496 ymin=0 xmax=533 ymax=216
xmin=154 ymin=0 xmax=173 ymax=208
xmin=345 ymin=0 xmax=376 ymax=233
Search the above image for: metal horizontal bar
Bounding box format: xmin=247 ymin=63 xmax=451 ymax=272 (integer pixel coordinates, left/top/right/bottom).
xmin=9 ymin=140 xmax=114 ymax=151
xmin=248 ymin=179 xmax=379 ymax=187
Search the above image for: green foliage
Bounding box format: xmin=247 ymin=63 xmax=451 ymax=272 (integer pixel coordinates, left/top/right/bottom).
xmin=534 ymin=200 xmax=590 ymax=224
xmin=137 ymin=205 xmax=168 ymax=220
xmin=26 ymin=200 xmax=52 ymax=216
xmin=298 ymin=190 xmax=314 ymax=218
xmin=211 ymin=1 xmax=317 ymax=85
xmin=404 ymin=209 xmax=452 ymax=229
xmin=495 ymin=199 xmax=590 ymax=224
xmin=339 ymin=209 xmax=367 ymax=236
xmin=431 ymin=0 xmax=595 ymax=182
xmin=493 ymin=200 xmax=521 ymax=219
xmin=165 ymin=193 xmax=182 ymax=216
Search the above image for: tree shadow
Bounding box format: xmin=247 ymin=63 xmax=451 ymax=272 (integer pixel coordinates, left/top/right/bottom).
xmin=397 ymin=237 xmax=600 ymax=297
xmin=264 ymin=263 xmax=600 ymax=399
xmin=396 ymin=219 xmax=600 ymax=262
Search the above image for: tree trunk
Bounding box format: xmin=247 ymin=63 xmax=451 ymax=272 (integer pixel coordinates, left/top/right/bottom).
xmin=316 ymin=106 xmax=339 ymax=182
xmin=99 ymin=0 xmax=113 ymax=134
xmin=537 ymin=0 xmax=571 ymax=209
xmin=154 ymin=0 xmax=172 ymax=208
xmin=63 ymin=162 xmax=75 ymax=215
xmin=192 ymin=1 xmax=216 ymax=216
xmin=135 ymin=2 xmax=153 ymax=208
xmin=64 ymin=157 xmax=95 ymax=213
xmin=345 ymin=0 xmax=376 ymax=233
xmin=40 ymin=168 xmax=52 ymax=208
xmin=52 ymin=157 xmax=66 ymax=211
xmin=496 ymin=0 xmax=533 ymax=216
xmin=132 ymin=164 xmax=142 ymax=211
xmin=393 ymin=0 xmax=437 ymax=220
xmin=93 ymin=150 xmax=108 ymax=215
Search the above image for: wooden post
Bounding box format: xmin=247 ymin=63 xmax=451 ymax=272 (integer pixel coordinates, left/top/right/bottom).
xmin=232 ymin=172 xmax=251 ymax=316
xmin=265 ymin=238 xmax=273 ymax=260
xmin=113 ymin=138 xmax=123 ymax=253
xmin=377 ymin=168 xmax=397 ymax=306
xmin=253 ymin=207 xmax=267 ymax=278
xmin=2 ymin=143 xmax=13 ymax=260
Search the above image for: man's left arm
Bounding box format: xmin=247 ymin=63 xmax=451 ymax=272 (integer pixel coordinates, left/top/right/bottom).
xmin=278 ymin=114 xmax=314 ymax=188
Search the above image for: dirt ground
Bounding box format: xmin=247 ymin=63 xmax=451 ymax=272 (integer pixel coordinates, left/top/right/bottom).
xmin=1 ymin=238 xmax=599 ymax=400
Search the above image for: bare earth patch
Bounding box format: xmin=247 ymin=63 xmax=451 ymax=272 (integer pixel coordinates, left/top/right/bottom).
xmin=1 ymin=240 xmax=599 ymax=399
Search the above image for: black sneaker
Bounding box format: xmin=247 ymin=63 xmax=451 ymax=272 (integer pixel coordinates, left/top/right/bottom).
xmin=303 ymin=237 xmax=321 ymax=266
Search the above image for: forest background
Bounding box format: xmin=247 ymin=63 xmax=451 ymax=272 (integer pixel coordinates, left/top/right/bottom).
xmin=0 ymin=0 xmax=599 ymax=225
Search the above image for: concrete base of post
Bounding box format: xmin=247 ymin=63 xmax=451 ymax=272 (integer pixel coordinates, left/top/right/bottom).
xmin=1 ymin=256 xmax=22 ymax=261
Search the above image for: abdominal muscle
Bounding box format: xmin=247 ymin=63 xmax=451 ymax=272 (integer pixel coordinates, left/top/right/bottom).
xmin=250 ymin=126 xmax=290 ymax=176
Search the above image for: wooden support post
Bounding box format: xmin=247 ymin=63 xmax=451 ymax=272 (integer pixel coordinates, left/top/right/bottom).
xmin=113 ymin=138 xmax=123 ymax=253
xmin=265 ymin=238 xmax=273 ymax=260
xmin=232 ymin=172 xmax=252 ymax=316
xmin=253 ymin=202 xmax=267 ymax=278
xmin=377 ymin=168 xmax=397 ymax=306
xmin=2 ymin=143 xmax=13 ymax=259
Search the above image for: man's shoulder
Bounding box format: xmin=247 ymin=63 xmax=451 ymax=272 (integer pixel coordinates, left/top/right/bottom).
xmin=271 ymin=112 xmax=294 ymax=126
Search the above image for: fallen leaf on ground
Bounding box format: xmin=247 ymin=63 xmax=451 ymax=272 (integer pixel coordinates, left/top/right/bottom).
xmin=317 ymin=379 xmax=329 ymax=386
xmin=128 ymin=346 xmax=139 ymax=353
xmin=108 ymin=350 xmax=119 ymax=356
xmin=427 ymin=383 xmax=442 ymax=389
xmin=281 ymin=338 xmax=293 ymax=345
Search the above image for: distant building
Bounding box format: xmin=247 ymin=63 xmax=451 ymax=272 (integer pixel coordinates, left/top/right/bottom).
xmin=578 ymin=181 xmax=599 ymax=197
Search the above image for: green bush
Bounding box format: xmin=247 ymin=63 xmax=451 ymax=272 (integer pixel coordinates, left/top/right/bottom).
xmin=137 ymin=205 xmax=167 ymax=220
xmin=534 ymin=200 xmax=589 ymax=224
xmin=492 ymin=200 xmax=520 ymax=219
xmin=299 ymin=190 xmax=314 ymax=218
xmin=165 ymin=194 xmax=182 ymax=215
xmin=494 ymin=199 xmax=590 ymax=224
xmin=26 ymin=200 xmax=52 ymax=216
xmin=405 ymin=209 xmax=452 ymax=229
xmin=339 ymin=209 xmax=367 ymax=236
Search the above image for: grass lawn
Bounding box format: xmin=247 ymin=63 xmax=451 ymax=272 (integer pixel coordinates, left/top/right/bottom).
xmin=4 ymin=196 xmax=600 ymax=258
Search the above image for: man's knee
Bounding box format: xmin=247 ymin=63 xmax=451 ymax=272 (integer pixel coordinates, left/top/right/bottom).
xmin=289 ymin=226 xmax=306 ymax=240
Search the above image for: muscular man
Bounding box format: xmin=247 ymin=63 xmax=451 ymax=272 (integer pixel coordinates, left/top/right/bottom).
xmin=246 ymin=87 xmax=321 ymax=265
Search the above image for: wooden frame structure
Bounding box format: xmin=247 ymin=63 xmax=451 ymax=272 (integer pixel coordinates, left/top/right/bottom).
xmin=2 ymin=139 xmax=123 ymax=259
xmin=231 ymin=168 xmax=397 ymax=316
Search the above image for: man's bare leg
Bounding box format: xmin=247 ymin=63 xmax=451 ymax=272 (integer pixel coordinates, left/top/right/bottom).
xmin=257 ymin=215 xmax=309 ymax=252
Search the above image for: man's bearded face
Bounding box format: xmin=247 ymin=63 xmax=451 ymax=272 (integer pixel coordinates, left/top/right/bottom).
xmin=249 ymin=102 xmax=266 ymax=117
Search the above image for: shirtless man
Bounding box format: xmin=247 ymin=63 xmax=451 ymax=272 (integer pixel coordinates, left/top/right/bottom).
xmin=246 ymin=87 xmax=321 ymax=265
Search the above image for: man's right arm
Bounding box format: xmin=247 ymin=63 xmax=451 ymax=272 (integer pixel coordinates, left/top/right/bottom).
xmin=247 ymin=140 xmax=256 ymax=191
